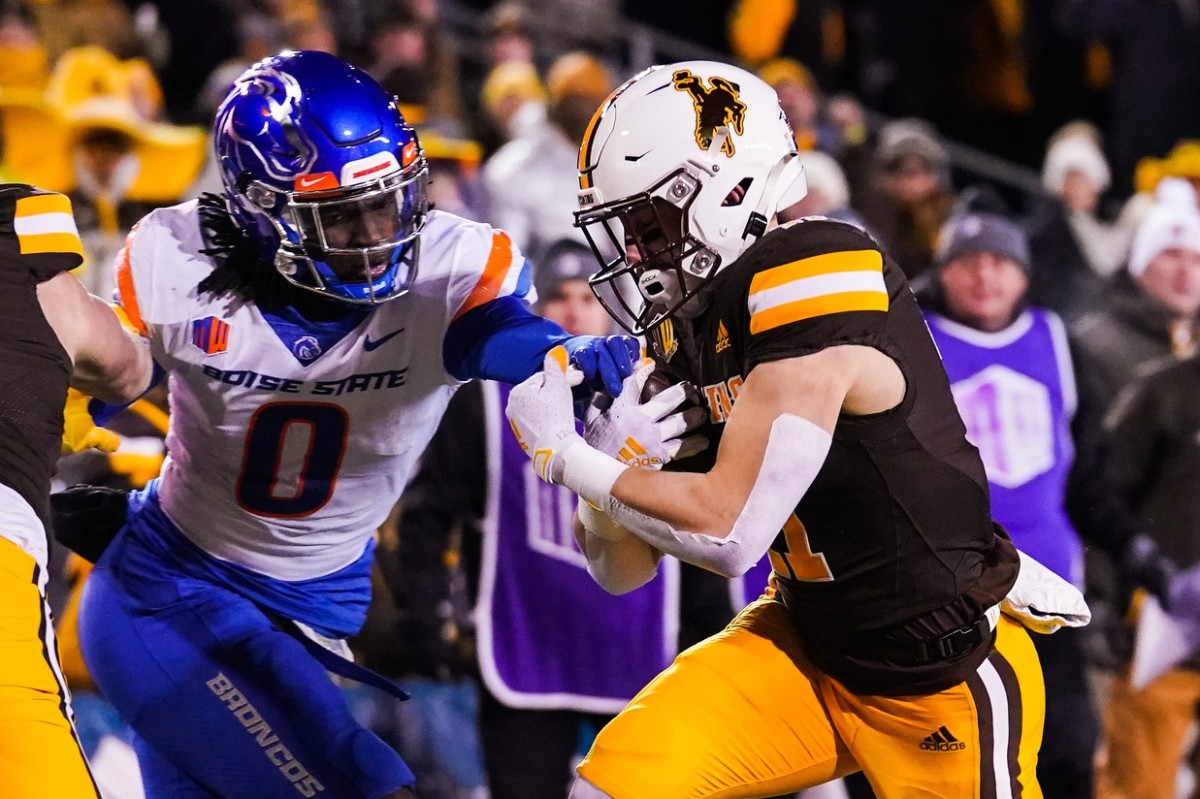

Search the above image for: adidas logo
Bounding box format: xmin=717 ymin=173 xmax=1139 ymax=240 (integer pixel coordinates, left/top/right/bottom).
xmin=715 ymin=320 xmax=731 ymax=353
xmin=920 ymin=726 xmax=966 ymax=752
xmin=617 ymin=437 xmax=663 ymax=469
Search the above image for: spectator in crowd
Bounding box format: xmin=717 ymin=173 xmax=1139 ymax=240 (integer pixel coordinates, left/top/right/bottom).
xmin=45 ymin=47 xmax=205 ymax=299
xmin=478 ymin=60 xmax=545 ymax=153
xmin=384 ymin=240 xmax=680 ymax=799
xmin=457 ymin=1 xmax=538 ymax=156
xmin=1027 ymin=121 xmax=1129 ymax=321
xmin=759 ymin=59 xmax=825 ymax=154
xmin=952 ymin=0 xmax=1039 ymax=167
xmin=1066 ymin=197 xmax=1200 ymax=677
xmin=857 ymin=117 xmax=955 ymax=279
xmin=485 ymin=1 xmax=536 ymax=67
xmin=367 ymin=3 xmax=465 ymax=137
xmin=421 ymin=130 xmax=487 ymax=222
xmin=193 ymin=11 xmax=284 ymax=122
xmin=0 ymin=1 xmax=47 ymax=91
xmin=843 ymin=0 xmax=960 ymax=132
xmin=919 ymin=212 xmax=1096 ymax=799
xmin=784 ymin=149 xmax=866 ymax=231
xmin=1119 ymin=140 xmax=1200 ymax=232
xmin=483 ymin=51 xmax=613 ymax=261
xmin=1094 ymin=347 xmax=1200 ymax=799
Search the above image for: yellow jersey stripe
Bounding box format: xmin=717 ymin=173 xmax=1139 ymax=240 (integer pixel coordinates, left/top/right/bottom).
xmin=748 ymin=249 xmax=882 ymax=294
xmin=17 ymin=232 xmax=84 ymax=257
xmin=14 ymin=192 xmax=73 ymax=220
xmin=750 ymin=290 xmax=888 ymax=334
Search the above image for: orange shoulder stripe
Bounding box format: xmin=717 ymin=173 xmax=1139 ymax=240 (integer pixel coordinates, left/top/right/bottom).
xmin=115 ymin=224 xmax=147 ymax=336
xmin=453 ymin=231 xmax=513 ymax=321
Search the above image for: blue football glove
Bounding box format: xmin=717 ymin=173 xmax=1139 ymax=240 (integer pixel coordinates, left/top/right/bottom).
xmin=563 ymin=335 xmax=640 ymax=398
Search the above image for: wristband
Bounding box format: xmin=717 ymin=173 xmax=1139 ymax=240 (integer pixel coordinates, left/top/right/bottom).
xmin=555 ymin=436 xmax=628 ymax=510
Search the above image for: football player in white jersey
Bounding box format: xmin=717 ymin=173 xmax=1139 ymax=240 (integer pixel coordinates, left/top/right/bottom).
xmin=73 ymin=51 xmax=637 ymax=799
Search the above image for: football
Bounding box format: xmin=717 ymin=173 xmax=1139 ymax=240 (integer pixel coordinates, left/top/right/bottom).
xmin=640 ymin=363 xmax=703 ymax=411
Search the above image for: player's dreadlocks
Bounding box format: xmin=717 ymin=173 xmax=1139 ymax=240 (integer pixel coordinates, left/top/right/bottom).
xmin=196 ymin=192 xmax=282 ymax=303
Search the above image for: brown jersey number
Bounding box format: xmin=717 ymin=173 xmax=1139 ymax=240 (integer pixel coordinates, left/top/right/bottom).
xmin=768 ymin=514 xmax=834 ymax=582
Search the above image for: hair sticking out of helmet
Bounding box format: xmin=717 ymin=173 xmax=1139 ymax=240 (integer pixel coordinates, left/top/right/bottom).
xmin=213 ymin=50 xmax=429 ymax=305
xmin=573 ymin=60 xmax=807 ymax=334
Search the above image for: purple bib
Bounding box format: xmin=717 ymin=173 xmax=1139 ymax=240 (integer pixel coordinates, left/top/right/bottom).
xmin=475 ymin=383 xmax=679 ymax=712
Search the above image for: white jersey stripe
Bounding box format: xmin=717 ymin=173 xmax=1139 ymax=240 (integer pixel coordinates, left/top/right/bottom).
xmin=747 ymin=270 xmax=887 ymax=316
xmin=13 ymin=211 xmax=80 ymax=237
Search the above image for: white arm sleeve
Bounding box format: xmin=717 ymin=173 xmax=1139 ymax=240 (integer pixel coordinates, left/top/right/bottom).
xmin=600 ymin=414 xmax=833 ymax=578
xmin=576 ymin=499 xmax=661 ymax=595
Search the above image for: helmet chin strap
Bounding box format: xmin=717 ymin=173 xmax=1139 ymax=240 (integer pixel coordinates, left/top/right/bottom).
xmin=743 ymin=151 xmax=807 ymax=242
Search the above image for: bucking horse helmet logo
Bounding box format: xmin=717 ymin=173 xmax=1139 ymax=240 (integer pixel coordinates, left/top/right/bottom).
xmin=672 ymin=69 xmax=747 ymax=157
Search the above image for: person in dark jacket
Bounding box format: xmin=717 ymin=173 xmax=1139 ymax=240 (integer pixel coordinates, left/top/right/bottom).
xmin=1026 ymin=122 xmax=1128 ymax=323
xmin=1066 ymin=197 xmax=1200 ymax=673
xmin=1093 ymin=351 xmax=1200 ymax=799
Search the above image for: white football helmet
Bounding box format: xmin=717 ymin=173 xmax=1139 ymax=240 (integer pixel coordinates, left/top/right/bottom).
xmin=574 ymin=60 xmax=807 ymax=334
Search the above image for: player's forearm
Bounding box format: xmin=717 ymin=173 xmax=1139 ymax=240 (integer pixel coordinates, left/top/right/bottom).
xmin=590 ymin=414 xmax=833 ymax=578
xmin=612 ymin=468 xmax=739 ymax=539
xmin=72 ymin=323 xmax=154 ymax=400
xmin=575 ymin=506 xmax=662 ymax=594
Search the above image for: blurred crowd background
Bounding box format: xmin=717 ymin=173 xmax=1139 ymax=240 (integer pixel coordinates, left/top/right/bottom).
xmin=23 ymin=0 xmax=1200 ymax=798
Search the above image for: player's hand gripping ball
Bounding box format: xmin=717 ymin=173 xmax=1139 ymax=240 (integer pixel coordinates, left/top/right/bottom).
xmin=585 ymin=359 xmax=709 ymax=468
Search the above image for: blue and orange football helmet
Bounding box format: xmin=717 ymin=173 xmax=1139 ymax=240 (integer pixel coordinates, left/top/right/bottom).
xmin=213 ymin=50 xmax=428 ymax=304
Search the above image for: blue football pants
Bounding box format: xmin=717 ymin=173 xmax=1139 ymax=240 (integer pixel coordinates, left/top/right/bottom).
xmin=78 ymin=528 xmax=414 ymax=799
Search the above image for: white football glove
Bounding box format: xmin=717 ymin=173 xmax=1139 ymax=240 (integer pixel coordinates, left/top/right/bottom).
xmin=1002 ymin=550 xmax=1091 ymax=634
xmin=584 ymin=359 xmax=709 ymax=470
xmin=505 ymin=348 xmax=628 ymax=506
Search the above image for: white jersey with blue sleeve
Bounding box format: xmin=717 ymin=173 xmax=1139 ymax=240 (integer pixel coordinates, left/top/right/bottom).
xmin=116 ymin=203 xmax=532 ymax=580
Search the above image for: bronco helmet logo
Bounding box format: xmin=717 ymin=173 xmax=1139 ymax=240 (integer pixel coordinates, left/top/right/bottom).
xmin=672 ymin=69 xmax=747 ymax=157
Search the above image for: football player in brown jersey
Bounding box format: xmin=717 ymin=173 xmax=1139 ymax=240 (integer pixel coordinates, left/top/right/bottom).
xmin=506 ymin=61 xmax=1087 ymax=799
xmin=0 ymin=185 xmax=153 ymax=799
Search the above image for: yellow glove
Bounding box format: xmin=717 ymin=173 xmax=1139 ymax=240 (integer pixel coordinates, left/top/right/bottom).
xmin=61 ymin=388 xmax=120 ymax=455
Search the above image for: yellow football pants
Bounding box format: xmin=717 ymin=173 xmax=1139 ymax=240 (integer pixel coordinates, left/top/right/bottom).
xmin=578 ymin=596 xmax=1044 ymax=799
xmin=0 ymin=536 xmax=98 ymax=798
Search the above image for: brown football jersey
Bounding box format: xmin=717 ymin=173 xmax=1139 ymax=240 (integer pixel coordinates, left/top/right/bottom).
xmin=648 ymin=217 xmax=1019 ymax=695
xmin=0 ymin=186 xmax=82 ymax=526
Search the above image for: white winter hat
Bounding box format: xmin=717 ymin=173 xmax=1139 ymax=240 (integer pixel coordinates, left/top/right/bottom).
xmin=1043 ymin=133 xmax=1111 ymax=195
xmin=796 ymin=150 xmax=850 ymax=211
xmin=1128 ymin=200 xmax=1200 ymax=277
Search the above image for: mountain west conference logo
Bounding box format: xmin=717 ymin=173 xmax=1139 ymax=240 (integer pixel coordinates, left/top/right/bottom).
xmin=192 ymin=316 xmax=230 ymax=356
xmin=672 ymin=69 xmax=747 ymax=157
